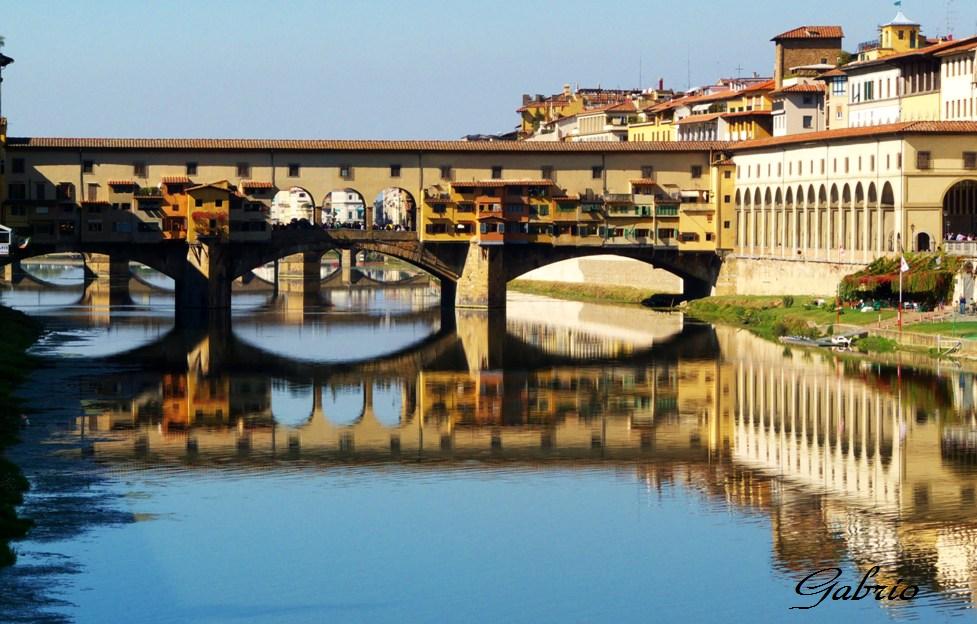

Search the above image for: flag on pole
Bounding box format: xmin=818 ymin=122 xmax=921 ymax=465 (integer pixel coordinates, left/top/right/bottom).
xmin=900 ymin=256 xmax=910 ymax=273
xmin=17 ymin=237 xmax=29 ymax=249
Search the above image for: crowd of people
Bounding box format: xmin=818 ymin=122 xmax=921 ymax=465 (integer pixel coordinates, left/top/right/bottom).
xmin=271 ymin=218 xmax=413 ymax=232
xmin=946 ymin=232 xmax=977 ymax=242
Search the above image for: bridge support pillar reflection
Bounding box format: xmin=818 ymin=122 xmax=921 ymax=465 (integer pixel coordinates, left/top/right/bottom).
xmin=455 ymin=242 xmax=505 ymax=309
xmin=81 ymin=253 xmax=131 ymax=305
xmin=456 ymin=308 xmax=505 ymax=371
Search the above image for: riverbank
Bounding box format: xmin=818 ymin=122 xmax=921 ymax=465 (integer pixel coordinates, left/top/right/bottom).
xmin=509 ymin=279 xmax=664 ymax=305
xmin=685 ymin=296 xmax=902 ymax=352
xmin=0 ymin=306 xmax=42 ymax=566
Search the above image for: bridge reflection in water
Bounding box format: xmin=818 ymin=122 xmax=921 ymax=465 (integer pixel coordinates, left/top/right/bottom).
xmin=63 ymin=299 xmax=977 ymax=610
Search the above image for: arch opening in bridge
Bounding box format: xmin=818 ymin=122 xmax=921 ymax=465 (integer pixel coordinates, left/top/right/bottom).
xmin=130 ymin=262 xmax=175 ymax=291
xmin=13 ymin=252 xmax=87 ymax=286
xmin=509 ymin=254 xmax=685 ymax=302
xmin=373 ymin=188 xmax=417 ymax=232
xmin=271 ymin=379 xmax=315 ymax=428
xmin=322 ymin=384 xmax=366 ymax=427
xmin=943 ymin=179 xmax=977 ymax=240
xmin=323 ymin=188 xmax=366 ymax=229
xmin=271 ymin=187 xmax=317 ymax=227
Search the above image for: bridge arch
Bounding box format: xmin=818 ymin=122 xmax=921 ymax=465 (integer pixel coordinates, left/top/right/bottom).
xmin=271 ymin=186 xmax=317 ymax=226
xmin=324 ymin=188 xmax=367 ymax=228
xmin=373 ymin=187 xmax=417 ymax=231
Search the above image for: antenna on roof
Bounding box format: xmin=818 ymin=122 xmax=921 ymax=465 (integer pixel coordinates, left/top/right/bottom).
xmin=686 ymin=46 xmax=691 ymax=91
xmin=639 ymin=54 xmax=643 ymax=89
xmin=946 ymin=0 xmax=955 ymax=37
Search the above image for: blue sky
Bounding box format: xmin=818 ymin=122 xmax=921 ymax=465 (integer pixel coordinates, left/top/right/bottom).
xmin=3 ymin=0 xmax=976 ymax=139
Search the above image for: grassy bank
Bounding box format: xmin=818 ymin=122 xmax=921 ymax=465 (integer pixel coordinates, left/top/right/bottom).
xmin=0 ymin=306 xmax=42 ymax=567
xmin=510 ymin=280 xmax=673 ymax=305
xmin=686 ymin=296 xmax=899 ymax=351
xmin=907 ymin=321 xmax=977 ymax=340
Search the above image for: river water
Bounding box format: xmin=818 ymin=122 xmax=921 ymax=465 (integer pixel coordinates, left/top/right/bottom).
xmin=2 ymin=266 xmax=977 ymax=623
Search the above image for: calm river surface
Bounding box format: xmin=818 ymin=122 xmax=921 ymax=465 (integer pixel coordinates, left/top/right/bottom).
xmin=3 ymin=266 xmax=977 ymax=622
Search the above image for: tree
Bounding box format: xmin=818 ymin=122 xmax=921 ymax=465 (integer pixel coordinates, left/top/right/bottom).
xmin=0 ymin=36 xmax=5 ymax=49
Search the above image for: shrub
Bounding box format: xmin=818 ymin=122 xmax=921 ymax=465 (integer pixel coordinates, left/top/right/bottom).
xmin=782 ymin=295 xmax=795 ymax=308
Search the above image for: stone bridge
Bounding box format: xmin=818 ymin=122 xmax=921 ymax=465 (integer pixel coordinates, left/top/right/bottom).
xmin=1 ymin=228 xmax=723 ymax=316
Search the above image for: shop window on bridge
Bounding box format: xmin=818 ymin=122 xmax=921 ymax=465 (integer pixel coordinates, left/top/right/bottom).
xmin=658 ymin=228 xmax=676 ymax=240
xmin=133 ymin=161 xmax=147 ymax=178
xmin=288 ymin=163 xmax=300 ymax=177
xmin=425 ymin=223 xmax=449 ymax=235
xmin=917 ymin=151 xmax=931 ymax=170
xmin=679 ymin=232 xmax=700 ymax=242
xmin=491 ymin=166 xmax=503 ymax=179
xmin=11 ymin=158 xmax=24 ymax=174
xmin=541 ymin=165 xmax=554 ymax=180
xmin=82 ymin=160 xmax=93 ymax=174
xmin=8 ymin=205 xmax=26 ymax=216
xmin=186 ymin=162 xmax=198 ymax=176
xmin=455 ymin=222 xmax=474 ymax=234
xmin=635 ymin=228 xmax=649 ymax=238
xmin=690 ymin=165 xmax=703 ymax=179
xmin=87 ymin=221 xmax=103 ymax=233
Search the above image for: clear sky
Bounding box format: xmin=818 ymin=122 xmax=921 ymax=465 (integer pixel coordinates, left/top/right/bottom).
xmin=3 ymin=0 xmax=976 ymax=139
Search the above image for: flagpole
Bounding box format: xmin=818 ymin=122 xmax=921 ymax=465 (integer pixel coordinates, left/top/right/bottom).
xmin=899 ymin=264 xmax=903 ymax=331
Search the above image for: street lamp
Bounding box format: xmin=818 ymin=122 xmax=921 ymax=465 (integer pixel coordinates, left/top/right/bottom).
xmin=0 ymin=52 xmax=14 ymax=120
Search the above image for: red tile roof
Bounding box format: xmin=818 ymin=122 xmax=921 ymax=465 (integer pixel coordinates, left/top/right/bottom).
xmin=241 ymin=180 xmax=274 ymax=189
xmin=7 ymin=137 xmax=730 ymax=153
xmin=740 ymin=79 xmax=776 ymax=93
xmin=107 ymin=179 xmax=136 ymax=186
xmin=772 ymin=26 xmax=844 ymax=41
xmin=630 ymin=178 xmax=657 ymax=185
xmin=732 ymin=121 xmax=977 ymax=151
xmin=771 ymin=83 xmax=826 ymax=95
xmin=161 ymin=175 xmax=193 ymax=184
xmin=817 ymin=68 xmax=847 ymax=78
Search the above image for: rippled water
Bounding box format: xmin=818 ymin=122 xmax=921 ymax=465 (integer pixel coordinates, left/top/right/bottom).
xmin=2 ymin=265 xmax=977 ymax=622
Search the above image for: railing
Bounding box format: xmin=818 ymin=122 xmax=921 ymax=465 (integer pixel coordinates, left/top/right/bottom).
xmin=857 ymin=39 xmax=880 ymax=52
xmin=945 ymin=240 xmax=977 ymax=256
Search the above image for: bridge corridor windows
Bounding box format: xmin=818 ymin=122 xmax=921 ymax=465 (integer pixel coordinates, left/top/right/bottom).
xmin=374 ymin=188 xmax=416 ymax=231
xmin=271 ymin=187 xmax=316 ymax=227
xmin=324 ymin=188 xmax=366 ymax=229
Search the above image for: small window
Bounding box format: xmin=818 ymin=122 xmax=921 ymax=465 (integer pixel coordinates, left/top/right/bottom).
xmin=540 ymin=165 xmax=553 ymax=180
xmin=491 ymin=166 xmax=503 ymax=179
xmin=592 ymin=166 xmax=603 ymax=179
xmin=186 ymin=162 xmax=198 ymax=176
xmin=11 ymin=158 xmax=24 ymax=174
xmin=83 ymin=160 xmax=94 ymax=174
xmin=440 ymin=165 xmax=452 ymax=180
xmin=723 ymin=170 xmax=731 ymax=179
xmin=35 ymin=182 xmax=46 ymax=200
xmin=802 ymin=116 xmax=813 ymax=129
xmin=723 ymin=220 xmax=731 ymax=229
xmin=215 ymin=199 xmax=224 ymax=207
xmin=723 ymin=194 xmax=731 ymax=203
xmin=133 ymin=161 xmax=147 ymax=178
xmin=641 ymin=165 xmax=654 ymax=178
xmin=917 ymin=151 xmax=931 ymax=170
xmin=339 ymin=164 xmax=352 ymax=179
xmin=870 ymin=155 xmax=875 ymax=171
xmin=964 ymin=152 xmax=977 ymax=170
xmin=390 ymin=164 xmax=401 ymax=178
xmin=690 ymin=165 xmax=703 ymax=179
xmin=897 ymin=153 xmax=903 ymax=169
xmin=236 ymin=162 xmax=250 ymax=177
xmin=288 ymin=163 xmax=300 ymax=177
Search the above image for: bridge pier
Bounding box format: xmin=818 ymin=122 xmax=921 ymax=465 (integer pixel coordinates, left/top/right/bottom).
xmin=340 ymin=248 xmax=356 ymax=285
xmin=0 ymin=261 xmax=22 ymax=283
xmin=175 ymin=242 xmax=232 ymax=317
xmin=455 ymin=243 xmax=506 ymax=309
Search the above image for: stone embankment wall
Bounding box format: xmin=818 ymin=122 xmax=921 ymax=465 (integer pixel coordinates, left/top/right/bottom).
xmin=715 ymin=255 xmax=868 ymax=297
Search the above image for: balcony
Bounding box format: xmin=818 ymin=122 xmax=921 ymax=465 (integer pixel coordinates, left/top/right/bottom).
xmin=135 ymin=187 xmax=163 ymax=198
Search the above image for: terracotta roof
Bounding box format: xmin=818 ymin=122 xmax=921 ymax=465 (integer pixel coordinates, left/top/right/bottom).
xmin=817 ymin=68 xmax=847 ymax=78
xmin=772 ymin=26 xmax=844 ymax=41
xmin=731 ymin=121 xmax=977 ymax=152
xmin=771 ymin=83 xmax=826 ymax=95
xmin=80 ymin=200 xmax=111 ymax=206
xmin=630 ymin=178 xmax=657 ymax=185
xmin=107 ymin=179 xmax=136 ymax=186
xmin=579 ymin=101 xmax=638 ymax=115
xmin=161 ymin=175 xmax=193 ymax=184
xmin=721 ymin=110 xmax=773 ymax=119
xmin=740 ymin=79 xmax=776 ymax=93
xmin=6 ymin=137 xmax=730 ymax=153
xmin=675 ymin=113 xmax=723 ymax=125
xmin=241 ymin=180 xmax=274 ymax=189
xmin=451 ymin=179 xmax=557 ymax=188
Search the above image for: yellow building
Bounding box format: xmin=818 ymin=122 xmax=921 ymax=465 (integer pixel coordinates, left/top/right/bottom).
xmin=185 ymin=181 xmax=233 ymax=242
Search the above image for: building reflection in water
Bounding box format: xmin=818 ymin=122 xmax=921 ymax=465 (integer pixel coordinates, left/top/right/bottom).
xmin=69 ymin=297 xmax=977 ymax=612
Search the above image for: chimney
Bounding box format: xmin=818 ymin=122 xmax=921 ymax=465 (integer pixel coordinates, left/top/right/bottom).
xmin=563 ymin=83 xmax=571 ymax=96
xmin=753 ymin=71 xmax=759 ymax=78
xmin=522 ymin=94 xmax=531 ymax=105
xmin=658 ymin=78 xmax=664 ymax=91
